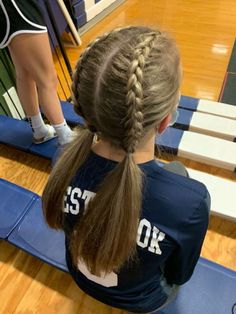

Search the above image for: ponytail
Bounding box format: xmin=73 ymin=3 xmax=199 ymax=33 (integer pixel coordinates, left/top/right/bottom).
xmin=42 ymin=127 xmax=94 ymax=228
xmin=70 ymin=153 xmax=143 ymax=275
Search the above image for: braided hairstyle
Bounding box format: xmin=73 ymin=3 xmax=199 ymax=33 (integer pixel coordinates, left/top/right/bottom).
xmin=42 ymin=26 xmax=181 ymax=275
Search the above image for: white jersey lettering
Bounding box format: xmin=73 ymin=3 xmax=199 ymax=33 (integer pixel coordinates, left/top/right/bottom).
xmin=64 ymin=186 xmax=72 ymax=213
xmin=148 ymin=226 xmax=165 ymax=255
xmin=69 ymin=187 xmax=82 ymax=215
xmin=137 ymin=219 xmax=151 ymax=248
xmin=82 ymin=190 xmax=96 ymax=210
xmin=65 ymin=188 xmax=166 ymax=256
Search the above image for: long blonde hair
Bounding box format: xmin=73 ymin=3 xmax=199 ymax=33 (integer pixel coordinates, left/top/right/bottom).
xmin=42 ymin=26 xmax=181 ymax=275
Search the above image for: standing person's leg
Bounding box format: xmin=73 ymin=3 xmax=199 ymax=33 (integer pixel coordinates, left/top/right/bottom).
xmin=8 ymin=33 xmax=74 ymax=145
xmin=6 ymin=47 xmax=54 ymax=143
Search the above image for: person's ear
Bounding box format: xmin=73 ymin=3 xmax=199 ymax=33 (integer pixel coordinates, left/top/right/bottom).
xmin=156 ymin=114 xmax=172 ymax=134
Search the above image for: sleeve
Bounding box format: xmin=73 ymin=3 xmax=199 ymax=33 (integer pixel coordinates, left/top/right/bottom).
xmin=164 ymin=192 xmax=210 ymax=285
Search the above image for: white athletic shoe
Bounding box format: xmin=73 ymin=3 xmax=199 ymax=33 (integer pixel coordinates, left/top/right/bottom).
xmin=33 ymin=124 xmax=57 ymax=144
xmin=58 ymin=130 xmax=77 ymax=146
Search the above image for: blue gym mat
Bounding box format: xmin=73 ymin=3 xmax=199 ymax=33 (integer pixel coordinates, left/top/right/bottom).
xmin=0 ymin=178 xmax=39 ymax=239
xmin=0 ymin=115 xmax=33 ymax=151
xmin=8 ymin=196 xmax=68 ymax=272
xmin=179 ymin=95 xmax=199 ymax=111
xmin=0 ymin=101 xmax=83 ymax=159
xmin=174 ymin=108 xmax=193 ymax=130
xmin=160 ymin=258 xmax=236 ymax=314
xmin=156 ymin=127 xmax=184 ymax=155
xmin=60 ymin=101 xmax=84 ymax=126
xmin=0 ymin=115 xmax=59 ymax=159
xmin=29 ymin=138 xmax=59 ymax=159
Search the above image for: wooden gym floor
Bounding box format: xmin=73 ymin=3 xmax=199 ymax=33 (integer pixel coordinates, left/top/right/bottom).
xmin=0 ymin=0 xmax=235 ymax=313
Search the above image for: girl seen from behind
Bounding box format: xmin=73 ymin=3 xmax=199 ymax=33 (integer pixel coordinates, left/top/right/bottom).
xmin=42 ymin=26 xmax=210 ymax=314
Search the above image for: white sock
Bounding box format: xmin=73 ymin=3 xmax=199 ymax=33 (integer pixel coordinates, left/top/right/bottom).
xmin=28 ymin=113 xmax=49 ymax=139
xmin=52 ymin=120 xmax=75 ymax=145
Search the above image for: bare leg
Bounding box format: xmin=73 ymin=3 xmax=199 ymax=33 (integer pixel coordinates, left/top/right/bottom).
xmin=9 ymin=33 xmax=74 ymax=144
xmin=8 ymin=32 xmax=64 ymax=124
xmin=7 ymin=49 xmax=39 ymax=116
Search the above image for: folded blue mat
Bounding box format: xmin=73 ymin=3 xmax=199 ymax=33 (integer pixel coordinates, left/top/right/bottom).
xmin=0 ymin=115 xmax=58 ymax=159
xmin=174 ymin=108 xmax=193 ymax=130
xmin=8 ymin=196 xmax=67 ymax=272
xmin=0 ymin=178 xmax=39 ymax=239
xmin=0 ymin=115 xmax=33 ymax=151
xmin=29 ymin=138 xmax=58 ymax=159
xmin=179 ymin=95 xmax=199 ymax=111
xmin=156 ymin=127 xmax=184 ymax=155
xmin=60 ymin=101 xmax=84 ymax=126
xmin=160 ymin=258 xmax=236 ymax=314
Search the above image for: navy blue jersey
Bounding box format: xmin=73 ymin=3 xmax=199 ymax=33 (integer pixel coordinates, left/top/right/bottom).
xmin=63 ymin=152 xmax=209 ymax=313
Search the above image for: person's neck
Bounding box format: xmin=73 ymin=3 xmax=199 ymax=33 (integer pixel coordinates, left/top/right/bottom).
xmin=92 ymin=134 xmax=155 ymax=164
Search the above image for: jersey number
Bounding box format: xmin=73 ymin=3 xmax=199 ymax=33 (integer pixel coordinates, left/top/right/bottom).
xmin=77 ymin=260 xmax=118 ymax=287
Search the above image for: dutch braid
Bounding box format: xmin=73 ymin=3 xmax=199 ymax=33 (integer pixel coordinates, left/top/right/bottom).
xmin=71 ymin=27 xmax=124 ymax=116
xmin=123 ymin=32 xmax=160 ymax=153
